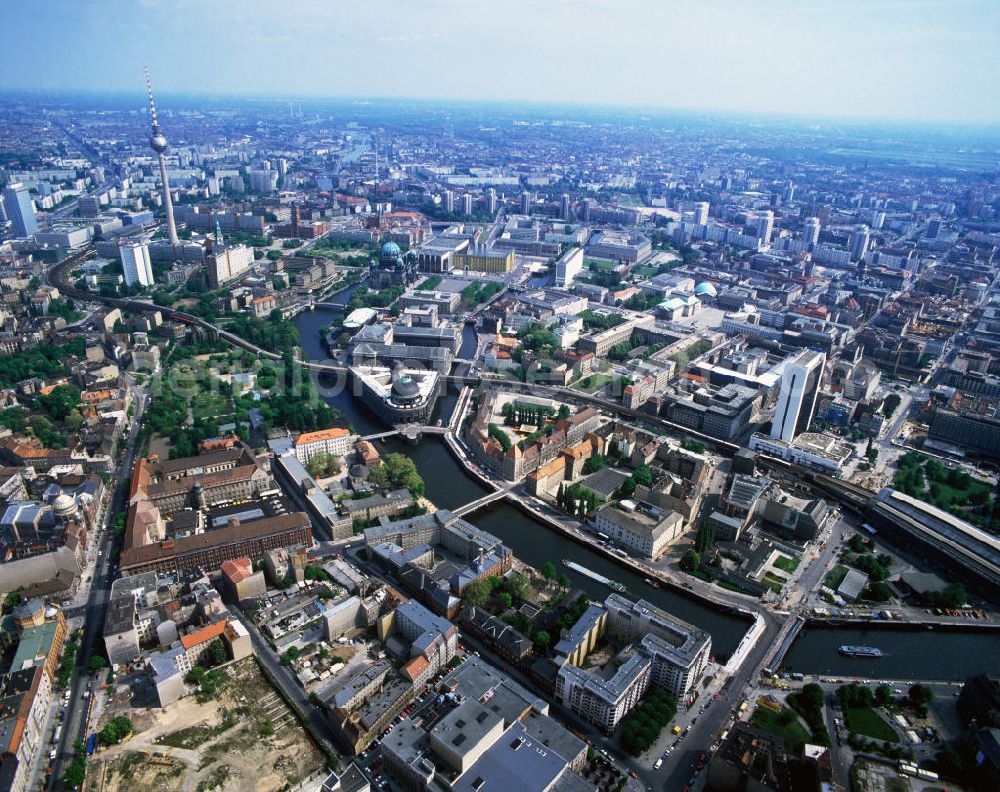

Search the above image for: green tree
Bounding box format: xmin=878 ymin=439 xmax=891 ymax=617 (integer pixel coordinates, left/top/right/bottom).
xmin=38 ymin=384 xmax=82 ymax=421
xmin=557 ymin=574 xmax=572 ymax=589
xmin=801 ymin=683 xmax=825 ymax=710
xmin=306 ymin=451 xmax=342 ymax=478
xmin=540 ymin=561 xmax=557 ymax=580
xmin=498 ymin=592 xmax=512 ymax=609
xmin=203 ymin=639 xmax=227 ymax=668
xmin=463 ymin=579 xmax=492 ymax=607
xmin=583 ymin=453 xmax=606 ymax=474
xmin=908 ymin=684 xmax=934 ymax=707
xmin=680 ymin=549 xmax=700 ymax=573
xmin=632 ymin=465 xmax=653 ymax=487
xmin=507 ymin=572 xmax=530 ymax=599
xmin=99 ymin=716 xmax=133 ymax=745
xmin=533 ymin=630 xmax=550 ymax=648
xmin=88 ymin=655 xmax=108 ymax=672
xmin=875 ymin=684 xmax=894 ymax=707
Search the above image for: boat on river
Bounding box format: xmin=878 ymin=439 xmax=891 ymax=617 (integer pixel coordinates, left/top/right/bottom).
xmin=838 ymin=645 xmax=883 ymax=658
xmin=563 ymin=559 xmax=627 ymax=593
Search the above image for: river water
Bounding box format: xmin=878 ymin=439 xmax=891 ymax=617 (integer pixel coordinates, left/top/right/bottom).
xmin=293 ymin=307 xmax=1000 ymax=680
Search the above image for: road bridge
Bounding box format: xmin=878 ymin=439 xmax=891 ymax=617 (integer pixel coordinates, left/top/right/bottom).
xmin=451 ymin=487 xmax=510 ymax=517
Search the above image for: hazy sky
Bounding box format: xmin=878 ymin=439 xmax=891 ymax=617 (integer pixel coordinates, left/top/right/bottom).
xmin=5 ymin=0 xmax=999 ymax=124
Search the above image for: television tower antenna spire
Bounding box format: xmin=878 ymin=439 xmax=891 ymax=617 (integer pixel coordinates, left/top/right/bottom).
xmin=144 ymin=66 xmax=179 ymax=247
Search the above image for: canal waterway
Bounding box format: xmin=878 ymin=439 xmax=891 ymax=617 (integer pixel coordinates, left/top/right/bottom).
xmin=781 ymin=624 xmax=1000 ymax=681
xmin=294 ymin=299 xmax=1000 ymax=680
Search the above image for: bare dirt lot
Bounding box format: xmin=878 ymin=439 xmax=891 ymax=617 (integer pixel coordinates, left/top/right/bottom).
xmin=86 ymin=658 xmax=325 ymax=792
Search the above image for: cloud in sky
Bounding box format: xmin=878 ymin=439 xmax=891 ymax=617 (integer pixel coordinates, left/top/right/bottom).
xmin=2 ymin=0 xmax=998 ymax=124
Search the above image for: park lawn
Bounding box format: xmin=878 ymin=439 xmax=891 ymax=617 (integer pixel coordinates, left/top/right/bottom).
xmin=632 ymin=266 xmax=658 ymax=277
xmin=585 ymin=257 xmax=617 ymax=270
xmin=750 ymin=707 xmax=811 ymax=754
xmin=573 ymin=373 xmax=612 ymax=393
xmin=825 ymin=565 xmax=849 ymax=589
xmin=774 ymin=555 xmax=800 ymax=574
xmin=932 ymin=477 xmax=991 ymax=505
xmin=843 ymin=706 xmax=898 ymax=743
xmin=191 ymin=391 xmax=231 ymax=422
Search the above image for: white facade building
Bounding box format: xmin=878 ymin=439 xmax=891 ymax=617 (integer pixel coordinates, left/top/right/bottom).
xmin=120 ymin=241 xmax=154 ymax=287
xmin=771 ymin=349 xmax=826 ymax=444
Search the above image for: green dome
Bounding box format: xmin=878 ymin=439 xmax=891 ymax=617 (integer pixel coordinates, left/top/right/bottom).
xmin=380 ymin=241 xmax=402 ymax=260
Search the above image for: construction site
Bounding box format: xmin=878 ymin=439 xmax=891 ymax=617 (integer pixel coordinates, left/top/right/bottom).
xmin=82 ymin=658 xmax=326 ymax=792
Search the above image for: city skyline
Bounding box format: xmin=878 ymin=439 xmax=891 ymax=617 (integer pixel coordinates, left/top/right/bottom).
xmin=3 ymin=0 xmax=1000 ymax=126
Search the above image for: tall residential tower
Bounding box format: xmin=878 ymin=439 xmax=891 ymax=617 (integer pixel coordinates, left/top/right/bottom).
xmin=144 ymin=67 xmax=179 ymax=247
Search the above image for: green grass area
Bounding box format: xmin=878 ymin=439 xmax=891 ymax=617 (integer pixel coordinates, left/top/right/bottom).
xmin=774 ymin=555 xmax=800 ymax=574
xmin=750 ymin=706 xmax=811 ymax=754
xmin=585 ymin=257 xmax=617 ymax=270
xmin=191 ymin=391 xmax=231 ymax=422
xmin=632 ymin=266 xmax=658 ymax=277
xmin=825 ymin=565 xmax=848 ymax=589
xmin=420 ymin=275 xmax=443 ymax=290
xmin=762 ymin=572 xmax=786 ymax=592
xmin=155 ymin=711 xmax=237 ymax=749
xmin=573 ymin=373 xmax=612 ymax=393
xmin=843 ymin=707 xmax=898 ymax=743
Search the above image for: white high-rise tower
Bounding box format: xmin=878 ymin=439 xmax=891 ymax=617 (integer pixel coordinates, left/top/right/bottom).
xmin=144 ymin=67 xmax=179 ymax=247
xmin=771 ymin=350 xmax=826 ymax=444
xmin=120 ymin=241 xmax=154 ymax=287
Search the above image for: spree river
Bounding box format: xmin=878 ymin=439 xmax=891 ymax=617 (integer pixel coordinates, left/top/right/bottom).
xmin=293 ymin=310 xmax=1000 ymax=679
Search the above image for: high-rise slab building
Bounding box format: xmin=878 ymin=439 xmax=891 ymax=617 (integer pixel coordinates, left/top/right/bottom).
xmin=693 ymin=201 xmax=710 ymax=226
xmin=2 ymin=182 xmax=38 ymax=238
xmin=120 ymin=240 xmax=154 ymax=287
xmin=849 ymin=224 xmax=870 ymax=262
xmin=755 ymin=210 xmax=774 ymax=246
xmin=560 ymin=193 xmax=571 ymax=221
xmin=803 ymin=216 xmax=821 ymax=246
xmin=771 ymin=350 xmax=826 ymax=444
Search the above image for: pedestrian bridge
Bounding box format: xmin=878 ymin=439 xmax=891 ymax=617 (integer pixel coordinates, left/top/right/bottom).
xmin=362 ymin=424 xmax=449 ymax=442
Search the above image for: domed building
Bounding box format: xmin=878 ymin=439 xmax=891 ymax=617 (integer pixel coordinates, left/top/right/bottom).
xmin=350 ymin=366 xmax=440 ymax=425
xmin=694 ymin=281 xmax=718 ymax=299
xmin=51 ymin=493 xmax=79 ymax=523
xmin=369 ymin=240 xmax=419 ymax=289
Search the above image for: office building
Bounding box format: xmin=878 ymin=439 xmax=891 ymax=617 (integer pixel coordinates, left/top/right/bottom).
xmin=554 ymin=246 xmax=584 ymax=287
xmin=603 ymin=594 xmax=712 ymax=698
xmin=555 ymin=646 xmax=650 ymax=733
xmin=451 ymin=245 xmax=514 ymax=273
xmin=293 ymin=427 xmax=353 ymax=463
xmin=594 ymin=503 xmax=683 ymax=560
xmin=461 ymin=194 xmax=473 ymax=216
xmin=120 ymin=241 xmax=155 ymax=287
xmin=521 ymin=191 xmax=532 ymax=214
xmin=2 ymin=182 xmax=38 ymax=238
xmin=560 ymin=193 xmax=571 ymax=221
xmin=771 ymin=350 xmax=825 ymax=444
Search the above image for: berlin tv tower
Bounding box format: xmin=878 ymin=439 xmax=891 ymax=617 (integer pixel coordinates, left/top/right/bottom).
xmin=144 ymin=67 xmax=179 ymax=247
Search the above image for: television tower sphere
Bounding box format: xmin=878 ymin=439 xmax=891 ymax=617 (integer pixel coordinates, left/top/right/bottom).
xmin=150 ymin=132 xmax=168 ymax=153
